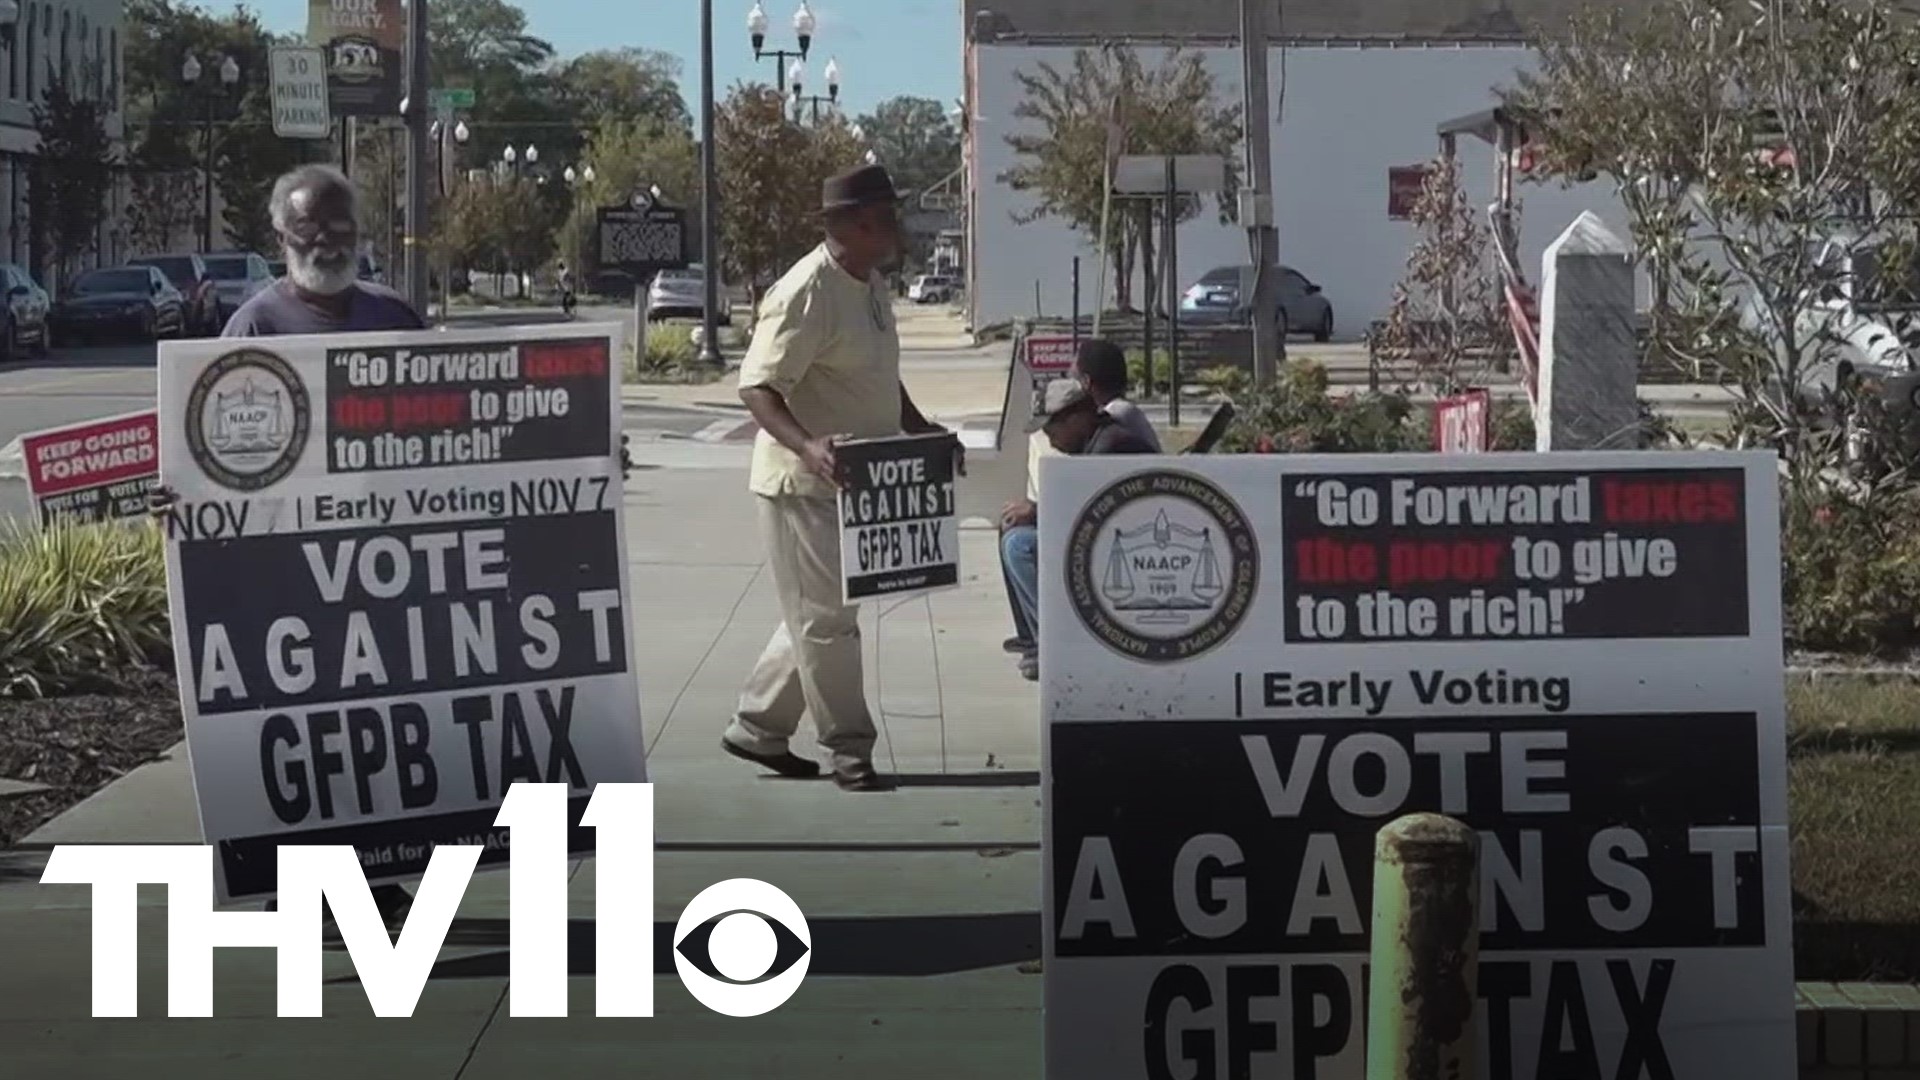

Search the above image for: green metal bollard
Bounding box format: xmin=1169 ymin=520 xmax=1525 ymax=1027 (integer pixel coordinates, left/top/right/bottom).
xmin=1366 ymin=813 xmax=1481 ymax=1080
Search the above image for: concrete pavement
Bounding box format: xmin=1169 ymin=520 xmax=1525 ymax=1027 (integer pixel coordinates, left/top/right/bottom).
xmin=2 ymin=446 xmax=1049 ymax=1077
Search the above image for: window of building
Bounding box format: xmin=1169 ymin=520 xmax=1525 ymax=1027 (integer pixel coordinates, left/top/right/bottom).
xmin=5 ymin=7 xmax=15 ymax=99
xmin=23 ymin=5 xmax=36 ymax=103
xmin=106 ymin=28 xmax=114 ymax=103
xmin=58 ymin=10 xmax=68 ymax=89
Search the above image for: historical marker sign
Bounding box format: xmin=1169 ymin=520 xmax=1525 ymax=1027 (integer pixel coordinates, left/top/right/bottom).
xmin=595 ymin=203 xmax=689 ymax=276
xmin=270 ymin=46 xmax=332 ymax=139
xmin=1038 ymin=451 xmax=1792 ymax=1079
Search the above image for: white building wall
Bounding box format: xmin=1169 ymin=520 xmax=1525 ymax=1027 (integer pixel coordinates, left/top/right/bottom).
xmin=970 ymin=43 xmax=1630 ymax=338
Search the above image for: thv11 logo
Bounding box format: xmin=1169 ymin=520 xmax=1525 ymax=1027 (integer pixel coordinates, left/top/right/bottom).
xmin=39 ymin=783 xmax=811 ymax=1019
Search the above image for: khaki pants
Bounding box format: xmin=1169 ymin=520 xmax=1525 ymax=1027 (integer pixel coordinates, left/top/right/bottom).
xmin=726 ymin=493 xmax=877 ymax=773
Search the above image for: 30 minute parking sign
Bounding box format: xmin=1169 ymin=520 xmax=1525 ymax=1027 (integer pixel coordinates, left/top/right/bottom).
xmin=270 ymin=46 xmax=331 ymax=140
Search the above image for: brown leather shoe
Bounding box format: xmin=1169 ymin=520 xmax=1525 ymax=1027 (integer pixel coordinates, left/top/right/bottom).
xmin=721 ymin=737 xmax=823 ymax=778
xmin=834 ymin=766 xmax=895 ymax=792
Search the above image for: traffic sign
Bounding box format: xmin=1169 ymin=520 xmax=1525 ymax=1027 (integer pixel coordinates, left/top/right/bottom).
xmin=269 ymin=46 xmax=331 ymax=139
xmin=431 ymin=87 xmax=476 ymax=108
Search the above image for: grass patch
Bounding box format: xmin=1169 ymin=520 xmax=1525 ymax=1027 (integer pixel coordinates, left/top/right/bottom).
xmin=1789 ymin=677 xmax=1920 ymax=978
xmin=628 ymin=323 xmax=725 ymax=385
xmin=0 ymin=519 xmax=171 ymax=698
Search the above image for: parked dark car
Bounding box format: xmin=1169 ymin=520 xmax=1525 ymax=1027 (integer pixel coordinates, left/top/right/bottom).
xmin=128 ymin=253 xmax=221 ymax=336
xmin=51 ymin=266 xmax=186 ymax=344
xmin=585 ymin=269 xmax=635 ymax=299
xmin=1179 ymin=264 xmax=1335 ymax=341
xmin=0 ymin=263 xmax=50 ymax=360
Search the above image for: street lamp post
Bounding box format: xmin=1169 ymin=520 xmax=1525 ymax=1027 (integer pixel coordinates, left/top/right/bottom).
xmin=430 ymin=117 xmax=469 ymax=319
xmin=792 ymin=56 xmax=840 ymax=124
xmin=183 ymin=52 xmax=240 ymax=253
xmin=747 ymin=1 xmax=814 ymax=89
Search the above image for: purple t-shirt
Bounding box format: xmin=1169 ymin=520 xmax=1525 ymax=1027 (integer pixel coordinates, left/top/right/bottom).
xmin=221 ymin=279 xmax=424 ymax=337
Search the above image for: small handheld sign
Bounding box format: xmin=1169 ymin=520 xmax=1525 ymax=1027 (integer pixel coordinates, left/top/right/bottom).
xmin=835 ymin=432 xmax=961 ymax=603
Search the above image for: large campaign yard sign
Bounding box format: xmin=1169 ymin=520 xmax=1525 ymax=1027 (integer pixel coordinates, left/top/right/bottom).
xmin=1037 ymin=451 xmax=1790 ymax=1079
xmin=20 ymin=410 xmax=160 ymax=526
xmin=836 ymin=432 xmax=960 ymax=603
xmin=156 ymin=323 xmax=647 ymax=903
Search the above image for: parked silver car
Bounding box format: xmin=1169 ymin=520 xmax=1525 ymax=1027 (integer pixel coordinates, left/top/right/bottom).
xmin=1179 ymin=264 xmax=1335 ymax=341
xmin=201 ymin=252 xmax=274 ymax=322
xmin=647 ymin=265 xmax=732 ymax=324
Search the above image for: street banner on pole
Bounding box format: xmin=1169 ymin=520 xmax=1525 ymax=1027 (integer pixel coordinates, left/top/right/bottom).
xmin=306 ymin=0 xmax=403 ymax=116
xmin=1037 ymin=452 xmax=1792 ymax=1079
xmin=269 ymin=46 xmax=331 ymax=139
xmin=155 ymin=323 xmax=646 ymax=904
xmin=19 ymin=410 xmax=159 ymax=526
xmin=835 ymin=432 xmax=960 ymax=603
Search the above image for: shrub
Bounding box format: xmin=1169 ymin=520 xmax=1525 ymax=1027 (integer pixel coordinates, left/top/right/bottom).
xmin=1782 ymin=483 xmax=1920 ymax=656
xmin=1209 ymin=359 xmax=1425 ymax=454
xmin=0 ymin=519 xmax=172 ymax=698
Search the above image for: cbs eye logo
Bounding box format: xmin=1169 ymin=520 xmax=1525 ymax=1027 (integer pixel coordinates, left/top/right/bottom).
xmin=672 ymin=878 xmax=812 ymax=1016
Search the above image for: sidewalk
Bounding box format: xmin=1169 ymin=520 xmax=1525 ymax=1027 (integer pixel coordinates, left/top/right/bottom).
xmin=1 ymin=458 xmax=1047 ymax=1077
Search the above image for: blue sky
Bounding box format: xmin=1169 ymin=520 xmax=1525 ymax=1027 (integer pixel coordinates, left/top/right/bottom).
xmin=246 ymin=0 xmax=964 ymax=118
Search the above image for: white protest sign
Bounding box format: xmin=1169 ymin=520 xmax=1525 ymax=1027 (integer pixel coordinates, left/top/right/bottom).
xmin=156 ymin=323 xmax=646 ymax=904
xmin=270 ymin=46 xmax=331 ymax=139
xmin=1037 ymin=451 xmax=1792 ymax=1080
xmin=835 ymin=431 xmax=960 ymax=603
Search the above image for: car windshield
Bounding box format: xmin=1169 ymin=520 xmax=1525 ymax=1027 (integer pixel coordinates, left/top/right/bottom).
xmin=658 ymin=269 xmax=701 ymax=282
xmin=204 ymin=258 xmax=249 ymax=281
xmin=1198 ymin=268 xmax=1239 ymax=286
xmin=74 ymin=270 xmax=150 ymax=294
xmin=136 ymin=258 xmax=195 ymax=284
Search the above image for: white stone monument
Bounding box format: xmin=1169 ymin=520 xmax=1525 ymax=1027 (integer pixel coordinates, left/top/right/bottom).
xmin=1536 ymin=211 xmax=1640 ymax=450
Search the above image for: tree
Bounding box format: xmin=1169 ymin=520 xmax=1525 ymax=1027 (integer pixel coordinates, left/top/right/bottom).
xmin=1506 ymin=0 xmax=1920 ymax=483
xmin=1380 ymin=154 xmax=1512 ymax=394
xmin=30 ymin=73 xmax=118 ymax=288
xmin=854 ymin=95 xmax=959 ymax=203
xmin=713 ymin=84 xmax=825 ymax=307
xmin=553 ymin=49 xmax=690 ymax=133
xmin=999 ymin=46 xmax=1243 ymax=312
xmin=122 ymin=0 xmax=310 ymax=253
xmin=444 ymin=173 xmax=555 ymax=288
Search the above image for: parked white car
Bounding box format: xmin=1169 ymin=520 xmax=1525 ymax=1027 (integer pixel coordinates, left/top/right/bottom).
xmin=908 ymin=274 xmax=956 ymax=303
xmin=1734 ymin=233 xmax=1920 ymax=398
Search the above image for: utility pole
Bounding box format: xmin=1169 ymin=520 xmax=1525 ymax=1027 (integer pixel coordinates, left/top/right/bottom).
xmin=1241 ymin=0 xmax=1283 ymax=383
xmin=403 ymin=0 xmax=431 ymax=317
xmin=698 ymin=0 xmax=723 ymax=365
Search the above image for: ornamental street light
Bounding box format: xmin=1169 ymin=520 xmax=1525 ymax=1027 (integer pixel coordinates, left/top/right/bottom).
xmin=793 ymin=55 xmax=840 ymax=123
xmin=748 ymin=1 xmax=813 ymax=89
xmin=183 ymin=52 xmax=242 ymax=253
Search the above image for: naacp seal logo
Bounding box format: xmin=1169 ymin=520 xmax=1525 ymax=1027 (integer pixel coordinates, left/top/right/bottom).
xmin=1067 ymin=469 xmax=1258 ymax=662
xmin=184 ymin=348 xmax=310 ymax=492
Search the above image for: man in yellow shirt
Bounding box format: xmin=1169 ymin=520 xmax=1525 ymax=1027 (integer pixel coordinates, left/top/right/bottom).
xmin=725 ymin=163 xmax=948 ymax=792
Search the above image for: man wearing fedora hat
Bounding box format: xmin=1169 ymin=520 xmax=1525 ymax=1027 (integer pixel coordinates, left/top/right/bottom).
xmin=724 ymin=162 xmax=951 ymax=792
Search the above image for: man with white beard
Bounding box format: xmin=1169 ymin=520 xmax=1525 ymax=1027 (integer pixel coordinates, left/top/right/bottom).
xmin=222 ymin=164 xmax=424 ymax=335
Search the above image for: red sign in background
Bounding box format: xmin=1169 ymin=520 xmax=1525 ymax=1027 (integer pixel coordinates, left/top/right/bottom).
xmin=20 ymin=411 xmax=160 ymax=497
xmin=1025 ymin=335 xmax=1079 ymax=374
xmin=1434 ymin=388 xmax=1492 ymax=453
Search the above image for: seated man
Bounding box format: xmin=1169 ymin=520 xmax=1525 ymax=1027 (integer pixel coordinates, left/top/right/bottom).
xmin=1001 ymin=378 xmax=1155 ymax=680
xmin=999 ymin=337 xmax=1161 ymax=655
xmin=1074 ymin=337 xmax=1161 ymax=451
